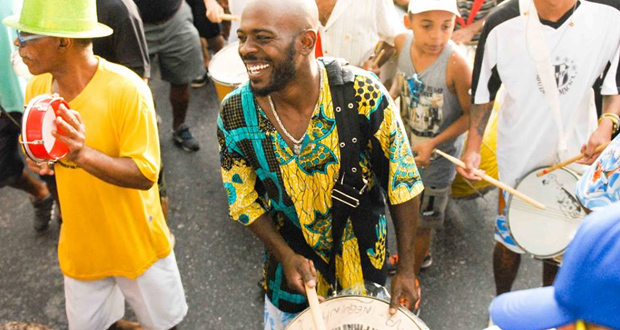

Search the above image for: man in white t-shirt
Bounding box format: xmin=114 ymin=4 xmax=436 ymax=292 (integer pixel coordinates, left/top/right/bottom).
xmin=458 ymin=0 xmax=620 ymax=297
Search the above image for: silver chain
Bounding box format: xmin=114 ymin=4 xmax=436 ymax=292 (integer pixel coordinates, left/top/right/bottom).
xmin=267 ymin=65 xmax=322 ymax=154
xmin=268 ymin=95 xmax=306 ymax=146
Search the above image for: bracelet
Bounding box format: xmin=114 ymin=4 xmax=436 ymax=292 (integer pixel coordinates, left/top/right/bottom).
xmin=599 ymin=113 xmax=620 ymax=134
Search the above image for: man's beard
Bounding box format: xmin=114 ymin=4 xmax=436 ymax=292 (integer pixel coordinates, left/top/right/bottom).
xmin=248 ymin=41 xmax=297 ymax=97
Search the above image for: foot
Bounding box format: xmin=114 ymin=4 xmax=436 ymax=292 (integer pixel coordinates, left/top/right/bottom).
xmin=31 ymin=195 xmax=54 ymax=232
xmin=190 ymin=71 xmax=210 ymax=88
xmin=110 ymin=319 xmax=142 ymax=330
xmin=172 ymin=124 xmax=200 ymax=152
xmin=420 ymin=253 xmax=433 ymax=270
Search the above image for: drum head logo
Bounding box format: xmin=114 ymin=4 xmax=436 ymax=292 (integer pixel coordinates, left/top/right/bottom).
xmin=537 ymin=56 xmax=577 ymax=95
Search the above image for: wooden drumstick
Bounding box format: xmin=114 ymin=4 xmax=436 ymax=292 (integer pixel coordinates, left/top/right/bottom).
xmin=219 ymin=13 xmax=240 ymax=21
xmin=433 ymin=149 xmax=546 ymax=210
xmin=536 ymin=142 xmax=611 ymax=177
xmin=372 ymin=49 xmax=386 ymax=68
xmin=305 ymin=283 xmax=326 ymax=330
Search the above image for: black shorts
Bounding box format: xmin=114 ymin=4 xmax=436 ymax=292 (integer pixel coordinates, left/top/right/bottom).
xmin=186 ymin=0 xmax=221 ymax=39
xmin=0 ymin=112 xmax=24 ymax=187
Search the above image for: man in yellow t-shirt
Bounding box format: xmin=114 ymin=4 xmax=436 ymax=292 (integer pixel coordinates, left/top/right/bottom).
xmin=3 ymin=1 xmax=187 ymax=329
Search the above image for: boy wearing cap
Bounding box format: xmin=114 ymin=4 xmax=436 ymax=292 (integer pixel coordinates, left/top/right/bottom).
xmin=390 ymin=0 xmax=471 ymax=273
xmin=489 ymin=202 xmax=620 ymax=330
xmin=3 ymin=0 xmax=187 ymax=329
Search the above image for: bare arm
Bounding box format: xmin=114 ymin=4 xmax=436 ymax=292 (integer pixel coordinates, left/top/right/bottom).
xmin=581 ymin=94 xmax=620 ymax=162
xmin=457 ymin=101 xmax=494 ymax=180
xmin=47 ymin=105 xmax=154 ymax=190
xmin=387 ymin=197 xmax=421 ymax=314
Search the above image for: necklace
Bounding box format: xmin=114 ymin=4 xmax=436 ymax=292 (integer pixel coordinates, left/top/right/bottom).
xmin=267 ymin=66 xmax=323 ymax=156
xmin=268 ymin=95 xmax=306 ymax=155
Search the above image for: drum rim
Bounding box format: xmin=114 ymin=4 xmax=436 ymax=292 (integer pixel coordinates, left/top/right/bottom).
xmin=284 ymin=294 xmax=429 ymax=330
xmin=208 ymin=41 xmax=249 ymax=86
xmin=506 ymin=166 xmax=582 ymax=259
xmin=21 ymin=94 xmax=68 ymax=163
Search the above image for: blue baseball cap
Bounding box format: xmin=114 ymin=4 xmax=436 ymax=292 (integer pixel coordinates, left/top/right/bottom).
xmin=490 ymin=203 xmax=620 ymax=330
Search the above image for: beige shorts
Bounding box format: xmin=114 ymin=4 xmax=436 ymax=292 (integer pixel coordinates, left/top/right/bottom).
xmin=64 ymin=252 xmax=187 ymax=330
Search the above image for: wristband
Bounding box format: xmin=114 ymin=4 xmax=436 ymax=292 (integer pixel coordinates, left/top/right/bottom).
xmin=599 ymin=113 xmax=619 ymax=134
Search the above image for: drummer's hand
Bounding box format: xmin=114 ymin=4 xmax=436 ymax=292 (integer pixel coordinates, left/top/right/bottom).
xmin=53 ymin=104 xmax=86 ymax=163
xmin=579 ymin=123 xmax=612 ymax=165
xmin=362 ymin=59 xmax=381 ymax=77
xmin=412 ymin=142 xmax=434 ymax=169
xmin=282 ymin=253 xmax=318 ymax=296
xmin=205 ymin=0 xmax=225 ymax=23
xmin=456 ymin=149 xmax=483 ymax=181
xmin=25 ymin=158 xmax=54 ymax=176
xmin=389 ymin=270 xmax=420 ymax=315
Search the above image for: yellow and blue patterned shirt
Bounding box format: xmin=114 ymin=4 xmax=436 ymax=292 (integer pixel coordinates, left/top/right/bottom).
xmin=217 ymin=60 xmax=423 ymax=313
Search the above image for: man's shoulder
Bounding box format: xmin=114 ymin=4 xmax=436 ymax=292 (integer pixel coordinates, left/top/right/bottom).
xmin=584 ymin=0 xmax=620 ymax=13
xmin=483 ymin=0 xmax=521 ymax=35
xmin=218 ymin=88 xmax=248 ymax=131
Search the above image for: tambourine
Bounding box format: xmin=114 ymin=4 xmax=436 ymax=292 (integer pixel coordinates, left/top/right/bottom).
xmin=21 ymin=94 xmax=69 ymax=163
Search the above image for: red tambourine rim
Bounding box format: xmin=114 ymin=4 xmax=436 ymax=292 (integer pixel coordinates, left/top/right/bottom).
xmin=21 ymin=94 xmax=70 ymax=163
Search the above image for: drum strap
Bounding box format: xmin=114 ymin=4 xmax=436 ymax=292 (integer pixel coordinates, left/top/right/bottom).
xmin=322 ymin=58 xmax=370 ymax=291
xmin=0 ymin=103 xmax=21 ymax=128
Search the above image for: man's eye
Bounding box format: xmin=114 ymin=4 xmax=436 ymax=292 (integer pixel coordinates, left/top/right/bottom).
xmin=238 ymin=35 xmax=247 ymax=42
xmin=256 ymin=35 xmax=271 ymax=41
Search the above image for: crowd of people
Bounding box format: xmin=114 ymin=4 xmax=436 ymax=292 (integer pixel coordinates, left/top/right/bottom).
xmin=1 ymin=0 xmax=620 ymax=329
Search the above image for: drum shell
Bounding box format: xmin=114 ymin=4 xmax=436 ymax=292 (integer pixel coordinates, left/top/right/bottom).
xmin=208 ymin=41 xmax=248 ymax=102
xmin=21 ymin=94 xmax=70 ymax=163
xmin=285 ymin=295 xmax=429 ymax=330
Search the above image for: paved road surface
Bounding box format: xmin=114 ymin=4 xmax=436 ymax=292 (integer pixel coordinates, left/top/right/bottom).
xmin=0 ymin=65 xmax=543 ymax=329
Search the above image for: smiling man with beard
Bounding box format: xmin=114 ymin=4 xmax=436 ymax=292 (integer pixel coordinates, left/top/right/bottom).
xmin=217 ymin=0 xmax=424 ymax=328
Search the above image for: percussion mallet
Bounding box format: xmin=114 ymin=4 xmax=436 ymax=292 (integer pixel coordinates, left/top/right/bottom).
xmin=219 ymin=14 xmax=240 ymax=21
xmin=536 ymin=141 xmax=611 ymax=177
xmin=433 ymin=149 xmax=546 ymax=210
xmin=305 ymin=283 xmax=327 ymax=330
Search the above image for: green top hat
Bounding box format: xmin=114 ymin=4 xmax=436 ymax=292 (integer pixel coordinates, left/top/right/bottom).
xmin=2 ymin=0 xmax=112 ymax=38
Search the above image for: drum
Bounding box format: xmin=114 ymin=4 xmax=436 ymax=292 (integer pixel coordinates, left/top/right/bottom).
xmin=507 ymin=168 xmax=586 ymax=259
xmin=21 ymin=94 xmax=69 ymax=163
xmin=208 ymin=41 xmax=248 ymax=101
xmin=285 ymin=295 xmax=429 ymax=330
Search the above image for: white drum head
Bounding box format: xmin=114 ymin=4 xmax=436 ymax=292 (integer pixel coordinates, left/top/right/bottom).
xmin=285 ymin=296 xmax=429 ymax=330
xmin=507 ymin=168 xmax=586 ymax=258
xmin=208 ymin=41 xmax=248 ymax=87
xmin=42 ymin=108 xmax=57 ymax=153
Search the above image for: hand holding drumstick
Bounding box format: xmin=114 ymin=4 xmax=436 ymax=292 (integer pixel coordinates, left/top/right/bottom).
xmin=434 ymin=149 xmax=546 ymax=209
xmin=537 ymin=141 xmax=611 ymax=177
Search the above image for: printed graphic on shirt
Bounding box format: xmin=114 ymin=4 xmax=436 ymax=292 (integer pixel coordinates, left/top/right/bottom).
xmin=536 ymin=56 xmax=577 ymax=95
xmin=399 ymin=73 xmax=445 ymax=138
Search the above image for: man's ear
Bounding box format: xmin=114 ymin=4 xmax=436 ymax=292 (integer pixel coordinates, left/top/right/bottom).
xmin=58 ymin=37 xmax=70 ymax=49
xmin=298 ymin=29 xmax=318 ymax=56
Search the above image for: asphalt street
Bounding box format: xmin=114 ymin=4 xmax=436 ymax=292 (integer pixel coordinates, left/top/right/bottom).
xmin=0 ymin=64 xmax=544 ymax=330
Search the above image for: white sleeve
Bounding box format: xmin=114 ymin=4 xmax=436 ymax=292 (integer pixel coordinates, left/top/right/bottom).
xmin=472 ymin=24 xmax=502 ymax=104
xmin=601 ymin=42 xmax=620 ymax=95
xmin=376 ymin=0 xmax=405 ymax=45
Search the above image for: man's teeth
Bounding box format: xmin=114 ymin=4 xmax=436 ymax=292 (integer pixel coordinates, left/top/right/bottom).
xmin=248 ymin=64 xmax=270 ymax=75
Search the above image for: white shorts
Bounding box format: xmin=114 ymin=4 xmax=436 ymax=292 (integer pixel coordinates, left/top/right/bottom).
xmin=64 ymin=252 xmax=188 ymax=330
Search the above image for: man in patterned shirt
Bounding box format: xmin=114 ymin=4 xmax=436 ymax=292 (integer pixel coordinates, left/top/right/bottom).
xmin=217 ymin=0 xmax=423 ymax=328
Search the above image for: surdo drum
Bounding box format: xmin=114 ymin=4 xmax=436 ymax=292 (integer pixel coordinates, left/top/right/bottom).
xmin=208 ymin=41 xmax=249 ymax=101
xmin=507 ymin=168 xmax=586 ymax=260
xmin=21 ymin=94 xmax=69 ymax=163
xmin=285 ymin=295 xmax=429 ymax=330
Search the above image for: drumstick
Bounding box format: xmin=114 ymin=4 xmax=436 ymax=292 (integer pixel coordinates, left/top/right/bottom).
xmin=536 ymin=141 xmax=611 ymax=177
xmin=304 ymin=283 xmax=326 ymax=330
xmin=433 ymin=149 xmax=546 ymax=210
xmin=372 ymin=49 xmax=386 ymax=68
xmin=219 ymin=14 xmax=240 ymax=21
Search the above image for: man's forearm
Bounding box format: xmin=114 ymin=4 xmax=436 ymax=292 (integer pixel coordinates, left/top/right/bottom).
xmin=388 ymin=197 xmax=420 ymax=274
xmin=75 ymin=146 xmax=154 ymax=190
xmin=466 ymin=102 xmax=494 ymax=152
xmin=248 ymin=213 xmax=296 ymax=263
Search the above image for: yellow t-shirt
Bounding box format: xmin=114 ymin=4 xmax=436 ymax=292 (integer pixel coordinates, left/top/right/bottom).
xmin=25 ymin=57 xmax=171 ymax=280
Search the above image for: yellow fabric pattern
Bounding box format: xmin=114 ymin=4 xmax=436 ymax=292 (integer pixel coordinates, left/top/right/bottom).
xmin=25 ymin=57 xmax=171 ymax=280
